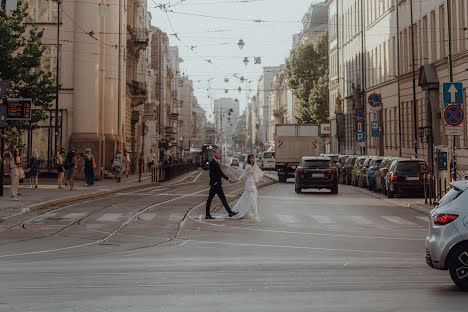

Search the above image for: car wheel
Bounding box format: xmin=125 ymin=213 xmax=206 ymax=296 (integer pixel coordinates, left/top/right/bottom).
xmin=368 ymin=182 xmax=373 ymax=191
xmin=448 ymin=243 xmax=468 ymax=291
xmin=331 ymin=185 xmax=338 ymax=194
xmin=279 ymin=176 xmax=286 ymax=183
xmin=295 ymin=187 xmax=302 ymax=194
xmin=382 ymin=182 xmax=387 ymax=195
xmin=346 ymin=174 xmax=351 ymax=185
xmin=387 ymin=188 xmax=394 ymax=198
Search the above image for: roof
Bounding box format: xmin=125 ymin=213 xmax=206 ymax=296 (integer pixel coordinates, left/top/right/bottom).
xmin=451 ymin=180 xmax=468 ymax=191
xmin=302 ymin=156 xmax=331 ymax=161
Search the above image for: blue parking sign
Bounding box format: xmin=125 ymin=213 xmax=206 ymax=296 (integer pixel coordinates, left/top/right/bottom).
xmin=443 ymin=83 xmax=463 ymax=107
xmin=355 ymin=132 xmax=366 ymax=143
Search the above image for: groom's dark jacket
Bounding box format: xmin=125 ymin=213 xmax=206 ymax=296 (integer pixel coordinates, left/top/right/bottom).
xmin=209 ymin=158 xmax=229 ymax=187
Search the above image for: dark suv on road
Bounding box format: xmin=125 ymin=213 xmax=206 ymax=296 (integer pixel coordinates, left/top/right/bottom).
xmin=384 ymin=158 xmax=431 ymax=198
xmin=295 ymin=157 xmax=338 ymax=194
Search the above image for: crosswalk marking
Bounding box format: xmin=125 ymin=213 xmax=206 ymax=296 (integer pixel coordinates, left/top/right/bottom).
xmin=138 ymin=213 xmax=157 ymax=222
xmin=35 ymin=213 xmax=58 ymax=220
xmin=350 ymin=216 xmax=375 ymax=225
xmin=277 ymin=215 xmax=297 ymax=223
xmin=310 ymin=216 xmax=335 ymax=224
xmin=416 ymin=216 xmax=429 ymax=222
xmin=63 ymin=213 xmax=87 ymax=220
xmin=381 ymin=216 xmax=417 ymax=226
xmin=169 ymin=213 xmax=183 ymax=222
xmin=96 ymin=213 xmax=123 ymax=222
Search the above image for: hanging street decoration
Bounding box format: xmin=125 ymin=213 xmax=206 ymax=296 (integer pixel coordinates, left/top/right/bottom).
xmin=243 ymin=57 xmax=249 ymax=66
xmin=224 ymin=78 xmax=229 ymax=83
xmin=238 ymin=39 xmax=245 ymax=50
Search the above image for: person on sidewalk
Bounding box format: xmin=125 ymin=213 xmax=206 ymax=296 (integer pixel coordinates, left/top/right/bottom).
xmin=8 ymin=149 xmax=21 ymax=200
xmin=123 ymin=150 xmax=131 ymax=178
xmin=56 ymin=148 xmax=66 ymax=189
xmin=27 ymin=149 xmax=40 ymax=189
xmin=83 ymin=148 xmax=95 ymax=186
xmin=64 ymin=149 xmax=75 ymax=186
xmin=112 ymin=150 xmax=123 ymax=183
xmin=147 ymin=148 xmax=156 ymax=173
xmin=69 ymin=151 xmax=82 ymax=190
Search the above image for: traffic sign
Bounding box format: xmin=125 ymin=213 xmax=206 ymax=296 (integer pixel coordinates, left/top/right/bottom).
xmin=368 ymin=93 xmax=381 ymax=108
xmin=444 ymin=104 xmax=464 ymax=126
xmin=355 ymin=132 xmax=366 ymax=143
xmin=353 ymin=109 xmax=365 ymax=123
xmin=371 ymin=121 xmax=380 ymax=137
xmin=443 ymin=82 xmax=463 ymax=107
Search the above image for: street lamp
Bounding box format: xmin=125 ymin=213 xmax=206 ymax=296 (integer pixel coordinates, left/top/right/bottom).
xmin=238 ymin=39 xmax=245 ymax=50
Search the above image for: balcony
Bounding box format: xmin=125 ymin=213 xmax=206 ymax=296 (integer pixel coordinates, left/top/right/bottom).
xmin=128 ymin=81 xmax=147 ymax=107
xmin=127 ymin=27 xmax=149 ymax=55
xmin=170 ymin=112 xmax=179 ymax=121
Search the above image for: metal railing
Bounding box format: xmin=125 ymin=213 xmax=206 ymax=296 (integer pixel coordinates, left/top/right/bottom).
xmin=424 ymin=174 xmax=451 ymax=206
xmin=137 ymin=162 xmax=202 ymax=183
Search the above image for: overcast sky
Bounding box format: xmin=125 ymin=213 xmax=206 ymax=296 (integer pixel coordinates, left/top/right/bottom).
xmin=148 ymin=0 xmax=322 ymax=121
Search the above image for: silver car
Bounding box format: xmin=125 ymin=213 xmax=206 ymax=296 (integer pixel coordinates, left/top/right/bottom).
xmin=425 ymin=180 xmax=468 ymax=291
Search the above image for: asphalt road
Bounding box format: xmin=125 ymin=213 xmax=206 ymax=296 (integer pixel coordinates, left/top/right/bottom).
xmin=0 ymin=167 xmax=466 ymax=312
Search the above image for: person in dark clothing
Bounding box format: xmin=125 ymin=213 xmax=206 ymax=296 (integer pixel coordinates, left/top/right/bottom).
xmin=83 ymin=148 xmax=95 ymax=186
xmin=205 ymin=148 xmax=238 ymax=220
xmin=27 ymin=149 xmax=41 ymax=189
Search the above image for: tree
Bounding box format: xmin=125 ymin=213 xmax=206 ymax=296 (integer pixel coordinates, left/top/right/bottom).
xmin=285 ymin=30 xmax=329 ymax=124
xmin=231 ymin=114 xmax=247 ymax=148
xmin=0 ymin=0 xmax=56 ymax=149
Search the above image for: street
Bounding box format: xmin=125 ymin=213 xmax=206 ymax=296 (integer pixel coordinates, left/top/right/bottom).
xmin=0 ymin=168 xmax=466 ymax=311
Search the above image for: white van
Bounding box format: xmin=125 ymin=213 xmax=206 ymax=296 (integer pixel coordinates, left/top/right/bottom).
xmin=261 ymin=151 xmax=276 ymax=170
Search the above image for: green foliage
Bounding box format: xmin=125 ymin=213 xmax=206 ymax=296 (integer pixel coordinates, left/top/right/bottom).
xmin=0 ymin=0 xmax=56 ymax=149
xmin=285 ymin=30 xmax=329 ymax=124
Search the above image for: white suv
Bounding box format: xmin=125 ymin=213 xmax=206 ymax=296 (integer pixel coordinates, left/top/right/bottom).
xmin=426 ymin=180 xmax=468 ymax=291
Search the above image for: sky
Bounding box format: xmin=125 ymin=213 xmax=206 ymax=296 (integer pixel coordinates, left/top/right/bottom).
xmin=147 ymin=0 xmax=322 ymax=122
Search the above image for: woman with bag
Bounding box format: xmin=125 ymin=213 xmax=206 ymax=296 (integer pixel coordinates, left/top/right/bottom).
xmin=28 ymin=149 xmax=40 ymax=189
xmin=83 ymin=148 xmax=95 ymax=186
xmin=9 ymin=149 xmax=22 ymax=200
xmin=112 ymin=150 xmax=123 ymax=183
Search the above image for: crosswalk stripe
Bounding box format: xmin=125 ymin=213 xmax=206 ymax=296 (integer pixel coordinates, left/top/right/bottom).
xmin=310 ymin=216 xmax=335 ymax=224
xmin=416 ymin=216 xmax=429 ymax=222
xmin=63 ymin=213 xmax=87 ymax=220
xmin=277 ymin=215 xmax=297 ymax=223
xmin=350 ymin=216 xmax=374 ymax=225
xmin=96 ymin=213 xmax=123 ymax=222
xmin=35 ymin=213 xmax=58 ymax=220
xmin=169 ymin=213 xmax=183 ymax=222
xmin=138 ymin=213 xmax=157 ymax=222
xmin=381 ymin=216 xmax=417 ymax=226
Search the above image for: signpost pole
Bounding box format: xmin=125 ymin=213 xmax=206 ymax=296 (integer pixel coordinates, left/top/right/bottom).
xmin=0 ymin=126 xmax=4 ymax=197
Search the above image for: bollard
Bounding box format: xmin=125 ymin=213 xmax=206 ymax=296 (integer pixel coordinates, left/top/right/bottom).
xmin=444 ymin=178 xmax=447 ymax=196
xmin=424 ymin=174 xmax=428 ymax=205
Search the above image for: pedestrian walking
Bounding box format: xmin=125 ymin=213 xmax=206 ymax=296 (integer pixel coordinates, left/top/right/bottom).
xmin=112 ymin=150 xmax=123 ymax=183
xmin=123 ymin=150 xmax=131 ymax=178
xmin=83 ymin=148 xmax=95 ymax=186
xmin=27 ymin=149 xmax=40 ymax=189
xmin=64 ymin=149 xmax=75 ymax=186
xmin=69 ymin=151 xmax=82 ymax=190
xmin=56 ymin=148 xmax=66 ymax=189
xmin=147 ymin=148 xmax=156 ymax=173
xmin=8 ymin=149 xmax=22 ymax=200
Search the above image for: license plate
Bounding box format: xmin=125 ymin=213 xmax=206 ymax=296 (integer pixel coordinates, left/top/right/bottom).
xmin=312 ymin=174 xmax=325 ymax=178
xmin=406 ymin=177 xmax=419 ymax=181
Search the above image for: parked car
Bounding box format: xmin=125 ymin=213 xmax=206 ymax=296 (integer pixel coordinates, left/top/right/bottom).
xmin=364 ymin=157 xmax=383 ymax=190
xmin=383 ymin=158 xmax=431 ymax=198
xmin=239 ymin=154 xmax=247 ymax=163
xmin=357 ymin=157 xmax=374 ymax=188
xmin=230 ymin=158 xmax=240 ymax=167
xmin=339 ymin=156 xmax=357 ymax=185
xmin=352 ymin=156 xmax=367 ymax=186
xmin=295 ymin=157 xmax=338 ymax=194
xmin=320 ymin=154 xmax=340 ymax=166
xmin=374 ymin=157 xmax=396 ymax=193
xmin=426 ymin=180 xmax=468 ymax=290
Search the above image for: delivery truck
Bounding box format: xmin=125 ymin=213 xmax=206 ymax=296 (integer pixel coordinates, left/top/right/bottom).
xmin=275 ymin=124 xmax=324 ymax=182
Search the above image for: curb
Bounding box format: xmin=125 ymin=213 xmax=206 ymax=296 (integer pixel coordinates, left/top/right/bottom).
xmin=342 ymin=184 xmax=434 ymax=215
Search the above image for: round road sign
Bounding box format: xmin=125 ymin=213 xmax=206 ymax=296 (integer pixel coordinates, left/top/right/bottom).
xmin=353 ymin=109 xmax=365 ymax=123
xmin=368 ymin=93 xmax=381 ymax=108
xmin=444 ymin=105 xmax=464 ymax=126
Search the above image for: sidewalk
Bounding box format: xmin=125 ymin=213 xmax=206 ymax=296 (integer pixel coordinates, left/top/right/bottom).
xmin=0 ymin=171 xmax=199 ymax=221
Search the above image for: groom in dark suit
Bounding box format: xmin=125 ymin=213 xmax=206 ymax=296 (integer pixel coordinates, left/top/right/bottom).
xmin=205 ymin=148 xmax=238 ymax=220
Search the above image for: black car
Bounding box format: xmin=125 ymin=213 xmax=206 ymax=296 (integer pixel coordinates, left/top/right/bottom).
xmin=339 ymin=156 xmax=357 ymax=185
xmin=384 ymin=159 xmax=431 ymax=198
xmin=295 ymin=157 xmax=338 ymax=194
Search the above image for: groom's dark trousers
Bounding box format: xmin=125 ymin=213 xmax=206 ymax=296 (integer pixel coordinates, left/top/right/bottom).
xmin=206 ymin=158 xmax=234 ymax=216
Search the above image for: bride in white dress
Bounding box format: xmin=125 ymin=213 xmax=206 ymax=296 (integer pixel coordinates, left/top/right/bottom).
xmin=231 ymin=155 xmax=264 ymax=220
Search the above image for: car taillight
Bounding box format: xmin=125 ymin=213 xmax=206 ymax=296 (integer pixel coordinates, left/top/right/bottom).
xmin=390 ymin=173 xmax=398 ymax=181
xmin=328 ymin=168 xmax=337 ymax=174
xmin=297 ymin=169 xmax=305 ymax=174
xmin=433 ymin=214 xmax=458 ymax=225
xmin=362 ymin=168 xmax=367 ymax=172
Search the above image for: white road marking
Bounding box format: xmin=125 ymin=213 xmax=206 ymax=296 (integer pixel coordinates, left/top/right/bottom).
xmin=350 ymin=216 xmax=375 ymax=225
xmin=96 ymin=213 xmax=123 ymax=222
xmin=381 ymin=216 xmax=417 ymax=226
xmin=310 ymin=216 xmax=335 ymax=224
xmin=416 ymin=216 xmax=429 ymax=222
xmin=169 ymin=213 xmax=183 ymax=222
xmin=34 ymin=213 xmax=58 ymax=220
xmin=277 ymin=214 xmax=297 ymax=223
xmin=62 ymin=213 xmax=87 ymax=220
xmin=138 ymin=213 xmax=157 ymax=222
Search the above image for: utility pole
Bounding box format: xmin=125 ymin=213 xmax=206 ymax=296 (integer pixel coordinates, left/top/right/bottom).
xmin=410 ymin=0 xmax=418 ymax=158
xmin=446 ymin=0 xmax=456 ymax=181
xmin=53 ymin=0 xmax=62 ymax=158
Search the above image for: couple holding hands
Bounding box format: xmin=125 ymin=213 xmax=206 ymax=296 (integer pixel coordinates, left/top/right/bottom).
xmin=205 ymin=148 xmax=264 ymax=220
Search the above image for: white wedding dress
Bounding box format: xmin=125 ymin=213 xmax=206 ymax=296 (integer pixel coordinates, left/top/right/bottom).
xmin=231 ymin=164 xmax=264 ymax=220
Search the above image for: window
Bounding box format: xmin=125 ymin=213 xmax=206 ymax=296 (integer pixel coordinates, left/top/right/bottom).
xmin=450 ymin=0 xmax=457 ymax=54
xmin=439 ymin=5 xmax=446 ymax=58
xmin=34 ymin=45 xmax=60 ymax=83
xmin=458 ymin=0 xmax=466 ymax=52
xmin=302 ymin=160 xmax=332 ymax=169
xmin=422 ymin=16 xmax=428 ymax=64
xmin=26 ymin=0 xmax=59 ymax=23
xmin=430 ymin=10 xmax=437 ymax=62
